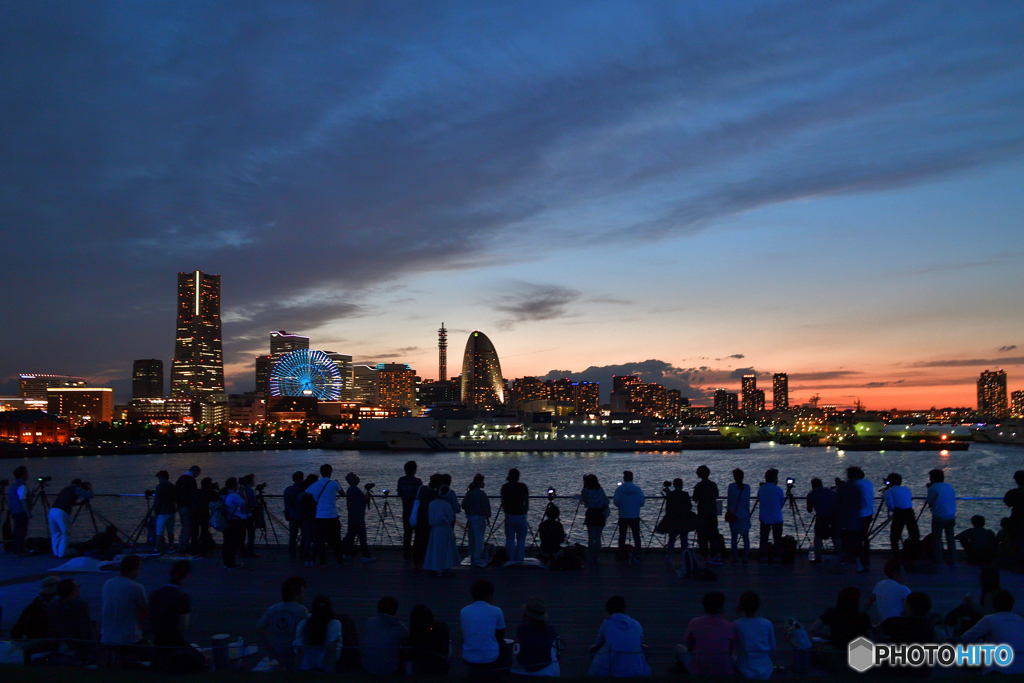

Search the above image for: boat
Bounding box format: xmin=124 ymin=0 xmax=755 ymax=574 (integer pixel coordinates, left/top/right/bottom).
xmin=971 ymin=423 xmax=1024 ymax=445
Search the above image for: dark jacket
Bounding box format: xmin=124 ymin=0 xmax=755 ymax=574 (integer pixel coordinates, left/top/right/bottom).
xmin=693 ymin=479 xmax=719 ymax=519
xmin=662 ymin=489 xmax=692 ymax=534
xmin=347 ymin=485 xmax=366 ymax=522
xmin=54 ymin=485 xmax=94 ymax=515
xmin=153 ymin=480 xmax=177 ymax=516
xmin=174 ymin=473 xmax=198 ymax=509
xmin=834 ymin=481 xmax=864 ymax=533
xmin=397 ymin=475 xmax=422 ymax=513
xmin=501 ymin=481 xmax=530 ymax=516
xmin=415 ymin=486 xmax=439 ymax=527
xmin=462 ymin=487 xmax=491 ymax=518
xmin=284 ymin=483 xmax=304 ymax=522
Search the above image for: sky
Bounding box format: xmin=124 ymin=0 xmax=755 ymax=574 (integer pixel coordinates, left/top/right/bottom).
xmin=2 ymin=2 xmax=1023 ymax=408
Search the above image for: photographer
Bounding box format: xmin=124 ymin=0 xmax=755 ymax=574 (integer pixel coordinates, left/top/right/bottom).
xmin=538 ymin=504 xmax=566 ymax=561
xmin=48 ymin=478 xmax=95 ymax=558
xmin=757 ymin=469 xmax=784 ymax=564
xmin=613 ymin=471 xmax=645 ymax=561
xmin=397 ymin=461 xmax=422 ymax=562
xmin=8 ymin=466 xmax=31 ymax=554
xmin=239 ymin=474 xmax=259 ymax=559
xmin=153 ymin=471 xmax=177 ymax=553
xmin=882 ymin=472 xmax=918 ymax=558
xmin=173 ymin=466 xmax=201 ymax=555
xmin=661 ymin=478 xmax=691 ymax=563
xmin=806 ymin=478 xmax=836 ymax=563
xmin=341 ymin=472 xmax=374 ymax=563
xmin=501 ymin=469 xmax=530 ymax=564
xmin=283 ymin=471 xmax=306 ymax=561
xmin=926 ymin=469 xmax=957 ymax=565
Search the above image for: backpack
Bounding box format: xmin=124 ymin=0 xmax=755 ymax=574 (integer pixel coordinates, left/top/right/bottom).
xmin=780 ymin=535 xmax=797 ymax=564
xmin=679 ymin=548 xmax=701 ymax=577
xmin=209 ymin=496 xmax=228 ymax=532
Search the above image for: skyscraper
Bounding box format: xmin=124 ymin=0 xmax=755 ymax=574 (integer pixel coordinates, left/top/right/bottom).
xmin=977 ymin=370 xmax=1008 ymax=417
xmin=1011 ymin=390 xmax=1024 ymax=418
xmin=18 ymin=374 xmax=87 ymax=401
xmin=741 ymin=374 xmax=757 ymax=415
xmin=714 ymin=388 xmax=738 ymax=422
xmin=438 ymin=323 xmax=448 ymax=382
xmin=255 ymin=355 xmax=272 ymax=395
xmin=772 ymin=373 xmax=789 ymax=411
xmin=378 ymin=363 xmax=416 ymax=410
xmin=573 ymin=381 xmax=600 ymax=413
xmin=352 ymin=364 xmax=379 ymax=404
xmin=132 ymin=359 xmax=164 ymax=399
xmin=170 ymin=271 xmax=225 ymax=399
xmin=460 ymin=331 xmax=504 ymax=409
xmin=270 ymin=330 xmax=309 ymax=357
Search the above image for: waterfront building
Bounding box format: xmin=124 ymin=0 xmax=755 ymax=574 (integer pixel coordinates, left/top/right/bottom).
xmin=511 ymin=377 xmax=548 ymax=407
xmin=255 ymin=355 xmax=272 ymax=395
xmin=977 ymin=369 xmax=1008 ymax=417
xmin=266 ymin=396 xmax=318 ymax=422
xmin=418 ymin=379 xmax=459 ymax=406
xmin=664 ymin=389 xmax=688 ymax=421
xmin=751 ymin=389 xmax=766 ymax=414
xmin=270 ymin=330 xmax=309 ymax=357
xmin=773 ymin=373 xmax=789 ymax=411
xmin=460 ymin=331 xmax=505 ymax=409
xmin=548 ymin=378 xmax=574 ymax=404
xmin=47 ymin=387 xmax=113 ymax=423
xmin=127 ymin=398 xmax=193 ymax=423
xmin=612 ymin=375 xmax=641 ymax=393
xmin=324 ymin=352 xmax=352 ymax=397
xmin=714 ymin=388 xmax=738 ymax=422
xmin=573 ymin=381 xmax=600 ymax=413
xmin=630 ymin=382 xmax=667 ymax=419
xmin=377 ymin=363 xmax=417 ymax=410
xmin=352 ymin=365 xmax=379 ymax=404
xmin=132 ymin=359 xmax=163 ymax=399
xmin=18 ymin=374 xmax=87 ymax=401
xmin=1013 ymin=390 xmax=1024 ymax=418
xmin=227 ymin=393 xmax=267 ymax=424
xmin=0 ymin=410 xmax=70 ymax=445
xmin=170 ymin=271 xmax=225 ymax=399
xmin=741 ymin=374 xmax=758 ymax=415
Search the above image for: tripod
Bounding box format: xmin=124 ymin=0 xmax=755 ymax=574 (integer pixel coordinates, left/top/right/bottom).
xmin=128 ymin=492 xmax=156 ymax=548
xmin=646 ymin=490 xmax=670 ymax=548
xmin=368 ymin=491 xmax=400 ymax=545
xmin=867 ymin=487 xmax=892 ymax=542
xmin=783 ymin=484 xmax=812 ymax=549
xmin=253 ymin=490 xmax=286 ymax=550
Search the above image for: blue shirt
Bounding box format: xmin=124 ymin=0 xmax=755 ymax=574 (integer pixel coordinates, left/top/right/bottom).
xmin=757 ymin=483 xmax=784 ymax=525
xmin=856 ymin=479 xmax=875 ymax=517
xmin=8 ymin=479 xmax=29 ymax=515
xmin=612 ymin=482 xmax=646 ymax=519
xmin=926 ymin=482 xmax=956 ymax=520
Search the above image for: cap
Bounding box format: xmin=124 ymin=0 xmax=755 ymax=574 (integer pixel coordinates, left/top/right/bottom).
xmin=40 ymin=576 xmax=60 ymax=596
xmin=524 ymin=597 xmax=547 ymax=622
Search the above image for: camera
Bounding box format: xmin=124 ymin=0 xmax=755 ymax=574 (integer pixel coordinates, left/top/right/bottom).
xmin=786 ymin=477 xmax=795 ymax=486
xmin=884 ymin=479 xmax=892 ymax=487
xmin=144 ymin=489 xmax=156 ymax=497
xmin=255 ymin=482 xmax=267 ymax=493
xmin=364 ymin=482 xmax=375 ymax=492
xmin=547 ymin=487 xmax=556 ymax=500
xmin=38 ymin=476 xmax=52 ymax=483
xmin=381 ymin=488 xmax=390 ymax=496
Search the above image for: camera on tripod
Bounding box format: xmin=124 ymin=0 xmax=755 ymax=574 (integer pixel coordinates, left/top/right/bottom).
xmin=38 ymin=476 xmax=52 ymax=484
xmin=144 ymin=489 xmax=155 ymax=498
xmin=364 ymin=482 xmax=375 ymax=492
xmin=255 ymin=482 xmax=267 ymax=493
xmin=663 ymin=480 xmax=672 ymax=494
xmin=381 ymin=488 xmax=390 ymax=497
xmin=786 ymin=477 xmax=795 ymax=487
xmin=547 ymin=487 xmax=556 ymax=501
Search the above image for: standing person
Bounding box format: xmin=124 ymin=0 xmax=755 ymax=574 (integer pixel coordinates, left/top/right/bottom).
xmin=413 ymin=474 xmax=441 ymax=570
xmin=576 ymin=474 xmax=610 ymax=565
xmin=100 ymin=554 xmax=147 ymax=649
xmin=294 ymin=596 xmax=343 ymax=672
xmin=926 ymin=469 xmax=956 ymax=565
xmin=239 ymin=474 xmax=259 ymax=558
xmin=8 ymin=466 xmax=31 ymax=555
xmin=463 ymin=474 xmax=492 ymax=568
xmin=501 ymin=468 xmax=529 ymax=564
xmin=460 ymin=580 xmax=506 ymax=681
xmin=613 ymin=471 xmax=645 ymax=561
xmin=221 ymin=477 xmax=248 ymax=570
xmin=153 ymin=471 xmax=177 ymax=552
xmin=406 ymin=603 xmax=451 ymax=676
xmin=149 ymin=560 xmax=205 ymax=672
xmin=662 ymin=479 xmax=691 ymax=563
xmin=726 ymin=469 xmax=751 ymax=563
xmin=961 ymin=590 xmax=1024 ymax=675
xmin=190 ymin=477 xmax=216 ymax=557
xmin=361 ymin=596 xmax=408 ymax=676
xmin=425 ymin=484 xmax=461 ymax=575
xmin=883 ymin=473 xmax=918 ymax=558
xmin=692 ymin=465 xmax=720 ymax=561
xmin=757 ymin=469 xmax=785 ymax=564
xmin=441 ymin=473 xmax=461 ymax=517
xmin=173 ymin=466 xmax=200 ymax=555
xmin=835 ymin=473 xmax=866 ymax=572
xmin=397 ymin=461 xmax=422 ymax=562
xmin=588 ymin=595 xmax=651 ymax=677
xmin=305 ymin=464 xmax=345 ymax=568
xmin=341 ymin=472 xmax=374 ymax=562
xmin=257 ymin=577 xmax=308 ymax=671
xmin=513 ymin=598 xmax=560 ymax=676
xmin=49 ymin=478 xmax=94 ymax=558
xmin=680 ymin=591 xmax=738 ymax=677
xmin=283 ymin=471 xmax=305 ymax=561
xmin=864 ymin=558 xmax=911 ymax=621
xmin=807 ymin=478 xmax=837 ymax=563
xmin=1003 ymin=470 xmax=1024 ymax=571
xmin=733 ymin=591 xmax=775 ymax=680
xmin=849 ymin=467 xmax=875 ymax=569
xmin=300 ymin=474 xmax=320 ymax=567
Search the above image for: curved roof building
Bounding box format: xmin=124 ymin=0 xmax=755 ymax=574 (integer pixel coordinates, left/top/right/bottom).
xmin=461 ymin=331 xmax=505 ymax=409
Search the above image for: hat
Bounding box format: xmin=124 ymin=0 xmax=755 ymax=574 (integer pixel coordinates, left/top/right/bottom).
xmin=345 ymin=472 xmax=358 ymax=485
xmin=524 ymin=597 xmax=547 ymax=622
xmin=40 ymin=576 xmax=60 ymax=596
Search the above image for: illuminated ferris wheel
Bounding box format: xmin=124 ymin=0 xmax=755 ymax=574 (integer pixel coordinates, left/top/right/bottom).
xmin=269 ymin=349 xmax=343 ymax=400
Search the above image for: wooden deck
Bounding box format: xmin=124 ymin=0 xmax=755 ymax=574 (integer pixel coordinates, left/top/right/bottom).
xmin=1 ymin=547 xmax=1021 ymax=677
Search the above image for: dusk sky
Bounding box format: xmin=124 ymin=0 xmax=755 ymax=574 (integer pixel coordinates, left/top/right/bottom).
xmin=3 ymin=2 xmax=1023 ymax=408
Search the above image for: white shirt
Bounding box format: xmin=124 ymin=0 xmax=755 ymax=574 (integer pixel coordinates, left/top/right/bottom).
xmin=101 ymin=576 xmax=147 ymax=645
xmin=294 ymin=618 xmax=342 ymax=672
xmin=305 ymin=479 xmax=343 ymax=519
xmin=856 ymin=479 xmax=875 ymax=517
xmin=961 ymin=612 xmax=1024 ymax=674
xmin=225 ymin=492 xmax=248 ymax=519
xmin=872 ymin=579 xmax=911 ymax=621
xmin=460 ymin=601 xmax=505 ymax=664
xmin=883 ymin=485 xmax=913 ymax=511
xmin=734 ymin=617 xmax=776 ymax=680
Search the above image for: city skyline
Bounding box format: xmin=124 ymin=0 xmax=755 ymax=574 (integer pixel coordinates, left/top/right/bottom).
xmin=3 ymin=4 xmax=1024 ymax=409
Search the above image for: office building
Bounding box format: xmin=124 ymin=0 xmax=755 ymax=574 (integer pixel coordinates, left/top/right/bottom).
xmin=460 ymin=331 xmax=504 ymax=409
xmin=573 ymin=381 xmax=600 ymax=413
xmin=741 ymin=374 xmax=758 ymax=415
xmin=127 ymin=398 xmax=193 ymax=423
xmin=773 ymin=373 xmax=789 ymax=411
xmin=1012 ymin=390 xmax=1024 ymax=418
xmin=378 ymin=363 xmax=417 ymax=410
xmin=438 ymin=323 xmax=448 ymax=382
xmin=270 ymin=330 xmax=309 ymax=357
xmin=714 ymin=388 xmax=739 ymax=422
xmin=977 ymin=369 xmax=1008 ymax=417
xmin=47 ymin=387 xmax=114 ymax=423
xmin=664 ymin=389 xmax=688 ymax=421
xmin=132 ymin=359 xmax=163 ymax=399
xmin=18 ymin=374 xmax=87 ymax=401
xmin=548 ymin=378 xmax=574 ymax=404
xmin=324 ymin=352 xmax=352 ymax=398
xmin=170 ymin=271 xmax=225 ymax=399
xmin=352 ymin=365 xmax=379 ymax=404
xmin=612 ymin=375 xmax=641 ymax=393
xmin=418 ymin=379 xmax=459 ymax=406
xmin=255 ymin=355 xmax=272 ymax=395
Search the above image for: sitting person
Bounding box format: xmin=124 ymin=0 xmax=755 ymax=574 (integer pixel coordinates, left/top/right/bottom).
xmin=12 ymin=577 xmax=60 ymax=641
xmin=680 ymin=591 xmax=738 ymax=677
xmin=257 ymin=577 xmax=308 ymax=671
xmin=149 ymin=559 xmax=206 ymax=673
xmin=961 ymin=590 xmax=1024 ymax=675
xmin=294 ymin=596 xmax=343 ymax=672
xmin=811 ymin=586 xmax=872 ymax=649
xmin=513 ymin=598 xmax=560 ymax=676
xmin=361 ymin=596 xmax=408 ymax=676
xmin=944 ymin=566 xmax=1001 ymax=636
xmin=460 ymin=579 xmax=507 ymax=681
xmin=733 ymin=591 xmax=775 ymax=680
xmin=100 ymin=555 xmax=148 ymax=649
xmin=47 ymin=578 xmax=96 ymax=662
xmin=538 ymin=505 xmax=566 ymax=560
xmin=79 ymin=525 xmax=123 ymax=560
xmin=865 ymin=558 xmax=911 ymax=621
xmin=956 ymin=515 xmax=997 ymax=566
xmin=405 ymin=603 xmax=450 ymax=676
xmin=588 ymin=595 xmax=651 ymax=677
xmin=879 ymin=592 xmax=935 ymax=679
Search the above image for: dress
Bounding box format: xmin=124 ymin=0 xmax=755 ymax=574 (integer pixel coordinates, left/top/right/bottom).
xmin=423 ymin=498 xmax=460 ymax=572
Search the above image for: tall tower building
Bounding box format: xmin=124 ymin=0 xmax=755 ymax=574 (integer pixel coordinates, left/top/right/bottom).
xmin=977 ymin=370 xmax=1008 ymax=417
xmin=460 ymin=331 xmax=504 ymax=409
xmin=772 ymin=373 xmax=789 ymax=411
xmin=714 ymin=388 xmax=738 ymax=422
xmin=741 ymin=374 xmax=757 ymax=415
xmin=170 ymin=271 xmax=225 ymax=399
xmin=438 ymin=323 xmax=448 ymax=382
xmin=1011 ymin=390 xmax=1024 ymax=418
xmin=132 ymin=359 xmax=164 ymax=399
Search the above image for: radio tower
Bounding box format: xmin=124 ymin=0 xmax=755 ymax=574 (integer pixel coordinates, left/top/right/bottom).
xmin=438 ymin=323 xmax=448 ymax=382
